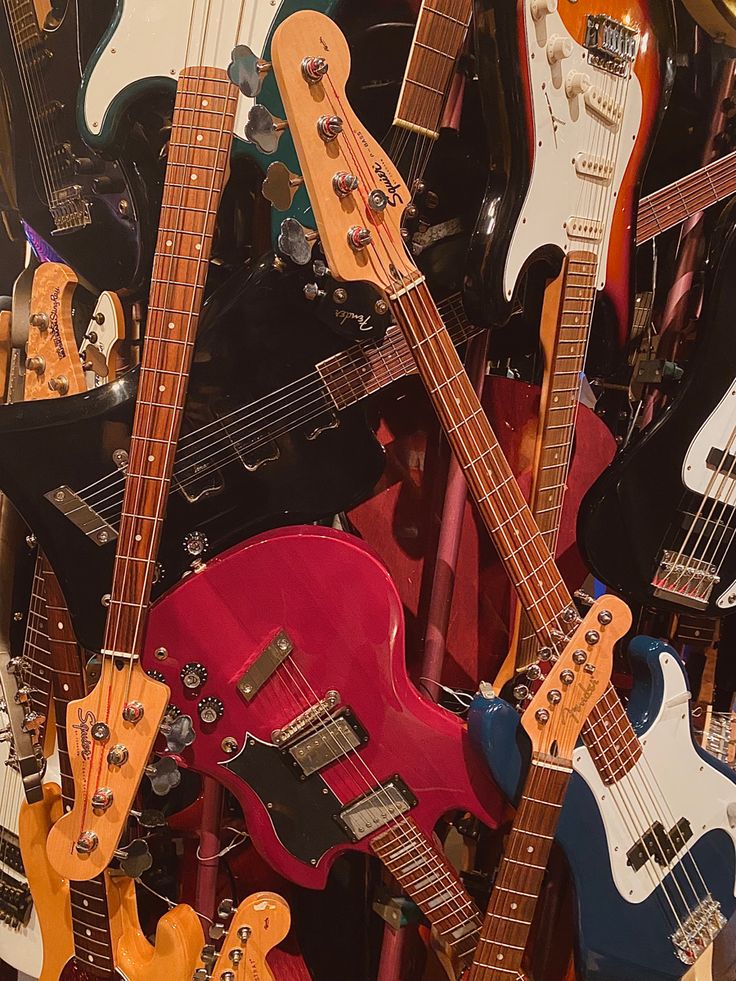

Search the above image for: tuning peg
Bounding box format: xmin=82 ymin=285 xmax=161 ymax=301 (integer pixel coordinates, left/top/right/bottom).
xmin=227 ymin=44 xmax=271 ymax=97
xmin=145 ymin=756 xmax=181 ymax=796
xmin=200 ymin=944 xmax=217 ymax=968
xmin=245 ymin=104 xmax=287 ymax=155
xmin=278 ymin=218 xmax=318 ymax=266
xmin=114 ymin=838 xmax=153 ymax=878
xmin=130 ymin=808 xmax=166 ymax=829
xmin=160 ymin=712 xmax=196 ymax=754
xmin=29 ymin=312 xmax=48 ymax=331
xmin=262 ymin=161 xmax=304 ymax=211
xmin=218 ymin=898 xmax=235 ymax=919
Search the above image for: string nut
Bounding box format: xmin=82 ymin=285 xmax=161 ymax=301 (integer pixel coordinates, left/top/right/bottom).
xmin=107 ymin=743 xmax=129 ymax=766
xmin=75 ymin=830 xmax=99 ymax=854
xmin=301 ymin=56 xmax=328 ymax=84
xmin=347 ymin=226 xmax=372 ymax=251
xmin=547 ymin=689 xmax=562 ymax=705
xmin=572 ymin=649 xmax=587 ymax=664
xmin=122 ymin=700 xmax=145 ymax=724
xmin=585 ymin=630 xmax=600 ymax=646
xmin=317 ymin=114 xmax=343 ymax=142
xmin=597 ymin=610 xmax=613 ymax=626
xmin=535 ymin=708 xmax=550 ymax=724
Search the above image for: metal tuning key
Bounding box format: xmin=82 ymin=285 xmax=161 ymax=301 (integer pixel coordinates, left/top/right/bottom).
xmin=130 ymin=808 xmax=166 ymax=829
xmin=278 ymin=218 xmax=318 ymax=265
xmin=227 ymin=44 xmax=272 ymax=98
xmin=145 ymin=756 xmax=181 ymax=796
xmin=262 ymin=161 xmax=304 ymax=211
xmin=244 ymin=105 xmax=288 ymax=154
xmin=114 ymin=838 xmax=153 ymax=878
xmin=160 ymin=712 xmax=196 ymax=754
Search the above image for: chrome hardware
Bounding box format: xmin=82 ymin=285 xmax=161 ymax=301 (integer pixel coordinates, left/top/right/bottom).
xmin=221 ymin=736 xmax=239 ymax=754
xmin=526 ymin=664 xmax=542 ymax=681
xmin=262 ymin=161 xmax=304 ymax=211
xmin=47 ymin=375 xmax=69 ymax=395
xmin=229 ymin=948 xmax=243 ymax=964
xmin=115 ymin=838 xmax=153 ymax=878
xmin=560 ymin=669 xmax=575 ymax=686
xmin=154 ymin=647 xmax=168 ymax=661
xmin=44 ymin=484 xmax=118 ymax=545
xmin=547 ymin=689 xmax=562 ymax=704
xmin=238 ymin=629 xmax=293 ymax=702
xmin=671 ymin=895 xmax=726 ymax=964
xmin=561 ymin=605 xmax=580 ymax=623
xmin=181 ymin=662 xmax=208 ymax=690
xmin=584 ymin=14 xmax=638 ymax=75
xmin=130 ymin=808 xmax=166 ymax=829
xmin=29 ymin=312 xmax=48 ymax=330
xmin=538 ymin=647 xmax=553 ymax=661
xmin=107 ymin=743 xmax=128 ymax=766
xmin=26 ymin=355 xmax=45 ymax=374
xmin=368 ymin=189 xmax=388 ymax=212
xmin=336 ymin=776 xmax=417 ymax=841
xmin=303 ymin=283 xmax=325 ymax=301
xmin=574 ymin=589 xmax=595 ymax=608
xmin=332 ymin=172 xmax=359 ymax=197
xmin=245 ymin=104 xmax=287 ymax=155
xmin=91 ymin=787 xmax=114 ymax=811
xmin=513 ymin=684 xmax=530 ymax=701
xmin=585 ymin=630 xmax=600 ymax=645
xmin=146 ymin=757 xmax=181 ymax=796
xmin=302 ymin=56 xmax=328 ymax=83
xmin=162 ymin=713 xmax=196 ymax=754
xmin=91 ymin=722 xmax=110 ymax=742
xmin=272 ymin=690 xmax=340 ymax=745
xmin=228 ymin=44 xmax=271 ymax=98
xmin=122 ymin=700 xmax=144 ymax=723
xmin=572 ymin=649 xmax=588 ymax=664
xmin=183 ymin=531 xmax=209 ymax=557
xmin=584 ymin=664 xmax=596 ymax=675
xmin=288 ymin=715 xmax=365 ymax=777
xmin=531 ymin=0 xmax=556 ymax=17
xmin=332 ymin=288 xmax=347 ymax=304
xmin=653 ymin=550 xmax=718 ymax=610
xmin=238 ymin=925 xmax=252 ymax=942
xmin=221 ymin=973 xmax=235 ymax=981
xmin=597 ymin=609 xmax=613 ymax=625
xmin=547 ymin=34 xmax=573 ymax=63
xmin=317 ymin=114 xmax=343 ymax=142
xmin=347 ymin=226 xmax=372 ymax=251
xmin=277 ymin=218 xmax=318 ymax=266
xmin=113 ymin=449 xmax=128 ymax=471
xmin=198 ymin=697 xmax=224 ymax=725
xmin=75 ymin=830 xmax=99 ymax=854
xmin=535 ymin=708 xmax=550 ymax=724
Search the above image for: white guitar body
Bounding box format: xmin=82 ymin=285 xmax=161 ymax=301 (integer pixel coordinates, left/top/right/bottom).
xmin=573 ymin=648 xmax=736 ymax=905
xmin=504 ymin=0 xmax=643 ymax=299
xmin=81 ymin=0 xmax=279 ymax=147
xmin=0 ymin=736 xmax=59 ymax=978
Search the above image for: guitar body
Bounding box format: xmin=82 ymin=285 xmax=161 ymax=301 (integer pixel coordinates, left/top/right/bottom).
xmin=579 ymin=205 xmax=736 ymax=617
xmin=472 ymin=636 xmax=736 ymax=980
xmin=80 ymin=0 xmax=341 ymax=244
xmin=142 ymin=525 xmax=504 ymax=889
xmin=0 ymin=0 xmax=158 ymax=291
xmin=0 ymin=258 xmax=384 ymax=652
xmin=464 ymin=0 xmax=675 ymax=335
xmin=20 ymin=783 xmax=203 ymax=981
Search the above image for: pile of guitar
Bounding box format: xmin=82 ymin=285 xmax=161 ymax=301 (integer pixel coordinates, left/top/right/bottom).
xmin=4 ymin=0 xmax=736 ymax=978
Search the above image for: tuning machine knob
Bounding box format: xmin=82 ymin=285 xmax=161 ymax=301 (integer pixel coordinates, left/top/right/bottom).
xmin=278 ymin=218 xmax=318 ymax=266
xmin=262 ymin=161 xmax=304 ymax=211
xmin=91 ymin=787 xmax=114 ymax=811
xmin=29 ymin=312 xmax=48 ymax=331
xmin=303 ymin=283 xmax=326 ymax=301
xmin=547 ymin=35 xmax=573 ymax=63
xmin=228 ymin=44 xmax=271 ymax=98
xmin=347 ymin=226 xmax=372 ymax=251
xmin=302 ymin=55 xmax=328 ymax=83
xmin=198 ymin=696 xmax=224 ymax=725
xmin=26 ymin=355 xmax=45 ymax=375
xmin=317 ymin=114 xmax=343 ymax=142
xmin=245 ymin=105 xmax=287 ymax=155
xmin=114 ymin=838 xmax=153 ymax=878
xmin=47 ymin=375 xmax=69 ymax=396
xmin=145 ymin=756 xmax=181 ymax=796
xmin=333 ymin=172 xmax=359 ymax=197
xmin=75 ymin=830 xmax=99 ymax=854
xmin=161 ymin=712 xmax=196 ymax=753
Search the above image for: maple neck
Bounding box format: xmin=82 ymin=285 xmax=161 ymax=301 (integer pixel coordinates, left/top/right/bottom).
xmin=637 ymin=149 xmax=736 ymax=245
xmin=20 ymin=554 xmax=53 ymax=727
xmin=393 ymin=0 xmax=472 ymax=139
xmin=103 ymin=67 xmax=236 ymax=660
xmin=370 ymin=817 xmax=481 ymax=963
xmin=40 ymin=559 xmax=116 ymax=977
xmin=467 ymin=754 xmax=571 ymax=980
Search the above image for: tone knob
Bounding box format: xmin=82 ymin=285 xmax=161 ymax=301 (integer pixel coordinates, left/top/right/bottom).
xmin=198 ymin=697 xmax=224 ymax=725
xmin=317 ymin=114 xmax=343 ymax=142
xmin=301 ymin=56 xmax=328 ymax=83
xmin=26 ymin=355 xmax=45 ymax=374
xmin=547 ymin=34 xmax=573 ymax=63
xmin=347 ymin=226 xmax=372 ymax=251
xmin=183 ymin=531 xmax=209 ymax=557
xmin=531 ymin=0 xmax=557 ymax=18
xmin=91 ymin=787 xmax=114 ymax=811
xmin=332 ymin=171 xmax=359 ymax=197
xmin=181 ymin=662 xmax=208 ymax=690
xmin=75 ymin=830 xmax=99 ymax=854
xmin=107 ymin=743 xmax=129 ymax=766
xmin=566 ymin=71 xmax=591 ymax=98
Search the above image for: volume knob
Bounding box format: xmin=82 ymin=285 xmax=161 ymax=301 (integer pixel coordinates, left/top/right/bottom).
xmin=181 ymin=662 xmax=208 ymax=690
xmin=566 ymin=71 xmax=591 ymax=97
xmin=547 ymin=34 xmax=573 ymax=63
xmin=198 ymin=696 xmax=224 ymax=725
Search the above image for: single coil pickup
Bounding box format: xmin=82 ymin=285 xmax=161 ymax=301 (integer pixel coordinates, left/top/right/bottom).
xmin=284 ymin=709 xmax=368 ymax=778
xmin=336 ymin=775 xmax=417 ymax=842
xmin=584 ymin=85 xmax=624 ymax=126
xmin=566 ymin=216 xmax=603 ymax=242
xmin=574 ymin=152 xmax=613 ymax=183
xmin=671 ymin=895 xmax=727 ymax=965
xmin=45 ymin=484 xmax=118 ymax=544
xmin=0 ymin=828 xmax=25 ymax=876
xmin=706 ymin=446 xmax=736 ymax=477
xmin=0 ymin=869 xmax=32 ymax=929
xmin=584 ymin=14 xmax=638 ymax=74
xmin=626 ymin=817 xmax=692 ymax=872
xmin=272 ymin=689 xmax=340 ymax=744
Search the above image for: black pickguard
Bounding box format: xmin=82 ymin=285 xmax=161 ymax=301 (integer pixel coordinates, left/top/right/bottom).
xmin=0 ymin=0 xmax=160 ymax=292
xmin=0 ymin=257 xmax=384 ymax=651
xmin=578 ymin=202 xmax=736 ymax=617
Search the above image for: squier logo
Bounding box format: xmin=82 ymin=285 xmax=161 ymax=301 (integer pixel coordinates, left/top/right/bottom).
xmin=72 ymin=708 xmax=96 ymax=760
xmin=373 ymin=161 xmax=404 ymax=207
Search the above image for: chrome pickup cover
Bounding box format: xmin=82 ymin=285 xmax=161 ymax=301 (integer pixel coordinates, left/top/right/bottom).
xmin=286 ymin=711 xmax=368 ymax=777
xmin=44 ymin=485 xmax=118 ymax=545
xmin=336 ymin=776 xmax=417 ymax=842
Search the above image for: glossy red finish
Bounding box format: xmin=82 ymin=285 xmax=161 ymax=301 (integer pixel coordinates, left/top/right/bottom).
xmin=143 ymin=526 xmax=503 ymax=889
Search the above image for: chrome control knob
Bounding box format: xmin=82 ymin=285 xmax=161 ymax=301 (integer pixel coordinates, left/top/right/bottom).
xmin=183 ymin=531 xmax=209 ymax=557
xmin=198 ymin=697 xmax=225 ymax=725
xmin=181 ymin=662 xmax=208 ymax=690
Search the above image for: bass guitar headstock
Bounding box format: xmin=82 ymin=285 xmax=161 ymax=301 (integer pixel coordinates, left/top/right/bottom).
xmin=194 ymin=893 xmax=291 ymax=981
xmin=267 ymin=11 xmax=418 ymax=296
xmin=80 ymin=290 xmax=125 ymax=387
xmin=521 ymin=596 xmax=630 ymax=757
xmin=24 ymin=263 xmax=86 ymax=401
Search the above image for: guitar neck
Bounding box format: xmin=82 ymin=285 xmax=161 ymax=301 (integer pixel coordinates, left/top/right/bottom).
xmin=393 ymin=0 xmax=472 ymax=139
xmin=103 ymin=67 xmax=237 ymax=660
xmin=637 ymin=149 xmax=736 ymax=245
xmin=3 ymin=0 xmax=42 ymax=55
xmin=40 ymin=558 xmax=117 ymax=975
xmin=466 ymin=754 xmax=572 ymax=980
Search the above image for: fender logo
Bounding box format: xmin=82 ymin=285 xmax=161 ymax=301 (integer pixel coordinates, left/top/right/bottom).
xmin=335 ymin=308 xmax=373 ymax=331
xmin=562 ymin=676 xmax=600 ymax=726
xmin=373 ymin=161 xmax=403 ymax=207
xmin=72 ymin=708 xmax=96 ymax=760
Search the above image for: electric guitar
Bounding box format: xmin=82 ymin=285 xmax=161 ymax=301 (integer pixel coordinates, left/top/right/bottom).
xmin=464 ymin=0 xmax=675 ymax=346
xmin=0 ymin=0 xmax=158 ymax=292
xmin=466 ymin=595 xmax=624 ymax=981
xmin=579 ymin=201 xmax=736 ymax=617
xmin=193 ymin=892 xmax=290 ymax=981
xmin=45 ymin=4 xmax=247 ymax=880
xmin=266 ymin=11 xmax=736 ymax=977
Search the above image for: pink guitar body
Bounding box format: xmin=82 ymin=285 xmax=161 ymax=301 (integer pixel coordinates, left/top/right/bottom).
xmin=143 ymin=526 xmax=504 ymax=888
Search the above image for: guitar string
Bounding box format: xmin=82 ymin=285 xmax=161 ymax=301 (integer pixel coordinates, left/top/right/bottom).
xmin=321 ymin=55 xmax=712 ymax=945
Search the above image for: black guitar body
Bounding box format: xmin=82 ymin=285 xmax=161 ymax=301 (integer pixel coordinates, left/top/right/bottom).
xmin=0 ymin=0 xmax=159 ymax=292
xmin=579 ymin=203 xmax=736 ymax=617
xmin=0 ymin=257 xmax=384 ymax=651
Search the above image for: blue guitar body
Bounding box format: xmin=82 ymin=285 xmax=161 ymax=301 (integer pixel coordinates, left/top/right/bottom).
xmin=471 ymin=635 xmax=736 ymax=979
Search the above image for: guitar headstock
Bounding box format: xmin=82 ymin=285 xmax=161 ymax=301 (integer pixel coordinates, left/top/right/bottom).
xmin=80 ymin=290 xmax=125 ymax=386
xmin=24 ymin=263 xmax=86 ymax=401
xmin=521 ymin=596 xmax=630 ymax=758
xmin=269 ymin=11 xmax=418 ymax=295
xmin=195 ymin=892 xmax=291 ymax=981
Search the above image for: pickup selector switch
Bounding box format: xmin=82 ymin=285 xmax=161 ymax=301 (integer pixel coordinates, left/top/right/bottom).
xmin=547 ymin=34 xmax=573 ymax=63
xmin=181 ymin=662 xmax=208 ymax=690
xmin=198 ymin=696 xmax=224 ymax=725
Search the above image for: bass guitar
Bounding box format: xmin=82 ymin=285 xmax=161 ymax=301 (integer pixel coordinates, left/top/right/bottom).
xmin=579 ymin=201 xmax=736 ymax=617
xmin=267 ymin=12 xmax=736 ymax=977
xmin=0 ymin=0 xmax=158 ymax=292
xmin=193 ymin=892 xmax=290 ymax=981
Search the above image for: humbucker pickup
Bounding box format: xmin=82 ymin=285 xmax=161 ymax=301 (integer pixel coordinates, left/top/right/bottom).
xmin=0 ymin=828 xmax=25 ymax=877
xmin=336 ymin=776 xmax=417 ymax=842
xmin=44 ymin=485 xmax=118 ymax=545
xmin=0 ymin=867 xmax=32 ymax=928
xmin=283 ymin=709 xmax=368 ymax=778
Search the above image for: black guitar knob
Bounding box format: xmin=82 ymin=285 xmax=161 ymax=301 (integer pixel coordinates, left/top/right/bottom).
xmin=181 ymin=662 xmax=208 ymax=690
xmin=198 ymin=697 xmax=224 ymax=725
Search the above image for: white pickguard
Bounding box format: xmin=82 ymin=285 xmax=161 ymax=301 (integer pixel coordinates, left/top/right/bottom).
xmin=573 ymin=650 xmax=736 ymax=905
xmin=82 ymin=0 xmax=280 ymax=144
xmin=504 ymin=1 xmax=643 ymax=299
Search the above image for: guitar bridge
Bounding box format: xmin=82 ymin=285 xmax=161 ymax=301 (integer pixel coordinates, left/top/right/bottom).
xmin=652 ymin=550 xmax=719 ymax=609
xmin=49 ymin=186 xmax=92 ymax=234
xmin=0 ymin=868 xmax=32 ymax=928
xmin=671 ymin=895 xmax=726 ymax=965
xmin=584 ymin=15 xmax=638 ymax=75
xmin=44 ymin=485 xmax=118 ymax=545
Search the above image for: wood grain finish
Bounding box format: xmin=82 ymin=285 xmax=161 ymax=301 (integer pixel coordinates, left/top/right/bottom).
xmin=25 ymin=264 xmax=86 ymax=401
xmin=46 ymin=65 xmax=238 ymax=880
xmin=194 ymin=892 xmax=290 ymax=981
